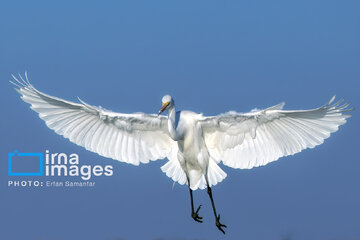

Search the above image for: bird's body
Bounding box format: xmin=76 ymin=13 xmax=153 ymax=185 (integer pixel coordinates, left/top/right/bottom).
xmin=11 ymin=73 xmax=352 ymax=234
xmin=169 ymin=109 xmax=208 ymax=189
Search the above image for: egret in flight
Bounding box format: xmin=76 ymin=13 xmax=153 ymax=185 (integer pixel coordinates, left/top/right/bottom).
xmin=11 ymin=73 xmax=352 ymax=234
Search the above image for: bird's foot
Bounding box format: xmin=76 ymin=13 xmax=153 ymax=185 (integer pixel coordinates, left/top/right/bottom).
xmin=215 ymin=214 xmax=227 ymax=234
xmin=191 ymin=205 xmax=203 ymax=223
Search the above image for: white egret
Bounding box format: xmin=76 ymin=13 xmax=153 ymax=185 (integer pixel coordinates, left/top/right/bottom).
xmin=11 ymin=73 xmax=352 ymax=234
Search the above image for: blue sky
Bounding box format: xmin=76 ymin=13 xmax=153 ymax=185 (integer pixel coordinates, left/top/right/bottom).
xmin=1 ymin=1 xmax=359 ymax=239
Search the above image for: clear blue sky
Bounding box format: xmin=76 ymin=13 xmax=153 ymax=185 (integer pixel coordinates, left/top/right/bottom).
xmin=1 ymin=1 xmax=359 ymax=240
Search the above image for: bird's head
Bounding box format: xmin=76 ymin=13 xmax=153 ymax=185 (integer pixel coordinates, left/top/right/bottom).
xmin=158 ymin=95 xmax=173 ymax=115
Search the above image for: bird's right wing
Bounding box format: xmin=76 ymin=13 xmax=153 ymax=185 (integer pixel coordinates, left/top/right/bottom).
xmin=200 ymin=96 xmax=352 ymax=169
xmin=11 ymin=73 xmax=176 ymax=165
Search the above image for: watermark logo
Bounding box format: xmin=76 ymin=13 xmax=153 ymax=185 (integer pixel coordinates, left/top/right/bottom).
xmin=7 ymin=150 xmax=114 ymax=188
xmin=8 ymin=150 xmax=43 ymax=176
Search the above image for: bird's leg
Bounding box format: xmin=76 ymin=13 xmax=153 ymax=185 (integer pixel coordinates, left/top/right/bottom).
xmin=187 ymin=178 xmax=203 ymax=223
xmin=206 ymin=183 xmax=227 ymax=234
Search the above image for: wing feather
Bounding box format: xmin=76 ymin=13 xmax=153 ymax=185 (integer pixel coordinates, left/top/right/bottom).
xmin=12 ymin=74 xmax=175 ymax=165
xmin=201 ymin=96 xmax=351 ymax=169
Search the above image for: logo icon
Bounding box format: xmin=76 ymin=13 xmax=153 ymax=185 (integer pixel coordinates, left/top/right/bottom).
xmin=8 ymin=150 xmax=43 ymax=176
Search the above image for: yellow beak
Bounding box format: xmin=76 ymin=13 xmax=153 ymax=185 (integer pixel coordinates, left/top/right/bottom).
xmin=158 ymin=102 xmax=170 ymax=115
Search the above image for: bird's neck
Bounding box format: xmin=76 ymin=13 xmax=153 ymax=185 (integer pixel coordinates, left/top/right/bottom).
xmin=167 ymin=105 xmax=179 ymax=140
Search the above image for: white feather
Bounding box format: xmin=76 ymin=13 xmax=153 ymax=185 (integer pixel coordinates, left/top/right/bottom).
xmin=200 ymin=97 xmax=352 ymax=169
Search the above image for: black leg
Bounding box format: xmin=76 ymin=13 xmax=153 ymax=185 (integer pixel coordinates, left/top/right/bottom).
xmin=186 ymin=176 xmax=202 ymax=223
xmin=206 ymin=184 xmax=227 ymax=234
xmin=189 ymin=187 xmax=203 ymax=223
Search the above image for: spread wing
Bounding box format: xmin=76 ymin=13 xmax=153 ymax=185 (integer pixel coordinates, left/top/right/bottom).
xmin=11 ymin=73 xmax=175 ymax=165
xmin=200 ymin=96 xmax=352 ymax=169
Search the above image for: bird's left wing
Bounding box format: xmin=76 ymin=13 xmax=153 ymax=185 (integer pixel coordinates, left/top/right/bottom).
xmin=200 ymin=96 xmax=352 ymax=169
xmin=11 ymin=73 xmax=175 ymax=165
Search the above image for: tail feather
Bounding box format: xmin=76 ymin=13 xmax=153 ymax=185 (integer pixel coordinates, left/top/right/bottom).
xmin=161 ymin=159 xmax=187 ymax=186
xmin=206 ymin=158 xmax=227 ymax=187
